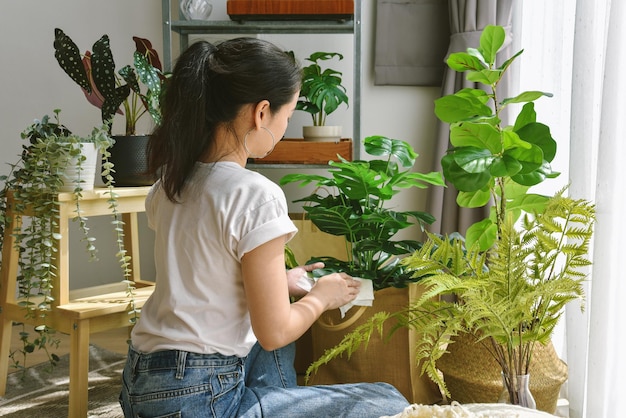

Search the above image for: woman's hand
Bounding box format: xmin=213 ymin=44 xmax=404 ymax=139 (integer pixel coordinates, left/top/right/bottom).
xmin=308 ymin=272 xmax=361 ymax=311
xmin=286 ymin=262 xmax=324 ymax=298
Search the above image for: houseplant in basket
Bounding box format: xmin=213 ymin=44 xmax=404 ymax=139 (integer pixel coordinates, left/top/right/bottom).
xmin=305 ymin=25 xmax=596 ymax=413
xmin=53 ymin=28 xmax=169 ymax=186
xmin=280 ymin=135 xmax=445 ymax=403
xmin=0 ymin=109 xmax=134 ymax=373
xmin=295 ymin=51 xmax=349 ymax=142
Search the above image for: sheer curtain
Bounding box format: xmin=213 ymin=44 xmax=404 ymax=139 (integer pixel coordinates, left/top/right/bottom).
xmin=520 ymin=1 xmax=626 ymax=417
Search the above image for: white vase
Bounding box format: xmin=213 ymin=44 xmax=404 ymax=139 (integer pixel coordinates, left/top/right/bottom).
xmin=302 ymin=125 xmax=342 ymax=142
xmin=180 ymin=0 xmax=213 ymax=20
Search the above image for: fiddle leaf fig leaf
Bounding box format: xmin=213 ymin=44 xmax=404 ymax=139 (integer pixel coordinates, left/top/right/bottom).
xmin=452 ymin=147 xmax=496 ymax=174
xmin=457 ymin=188 xmax=491 ymax=208
xmin=511 ymin=160 xmax=555 ymax=186
xmin=467 ymin=69 xmax=503 ymax=85
xmin=442 ymin=153 xmax=492 ymax=192
xmin=447 ymin=52 xmax=486 ymax=72
xmin=505 ymin=143 xmax=544 ymax=174
xmin=466 ymin=218 xmax=498 ymax=251
xmin=479 ymin=25 xmax=506 ymax=65
xmin=515 ymin=122 xmax=557 ymax=163
xmin=489 ymin=154 xmax=522 ymax=177
xmin=501 ymin=91 xmax=553 ymax=106
xmin=450 ymin=122 xmax=502 ymax=154
xmin=435 ymin=95 xmax=493 ymax=123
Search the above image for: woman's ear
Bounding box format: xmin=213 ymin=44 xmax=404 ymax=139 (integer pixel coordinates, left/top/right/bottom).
xmin=253 ymin=100 xmax=271 ymax=128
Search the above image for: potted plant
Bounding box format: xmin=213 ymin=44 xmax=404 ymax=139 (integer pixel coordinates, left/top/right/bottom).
xmin=295 ymin=51 xmax=349 ymax=142
xmin=280 ymin=135 xmax=445 ymax=403
xmin=53 ymin=28 xmax=169 ymax=186
xmin=305 ymin=25 xmax=596 ymax=414
xmin=0 ymin=109 xmax=132 ymax=373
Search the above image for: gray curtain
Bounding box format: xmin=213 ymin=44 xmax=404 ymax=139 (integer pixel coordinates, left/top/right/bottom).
xmin=427 ymin=0 xmax=515 ymax=235
xmin=374 ymin=0 xmax=450 ymax=86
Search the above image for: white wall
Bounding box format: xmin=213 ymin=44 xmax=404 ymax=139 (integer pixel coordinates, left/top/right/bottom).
xmin=0 ymin=0 xmax=440 ymax=287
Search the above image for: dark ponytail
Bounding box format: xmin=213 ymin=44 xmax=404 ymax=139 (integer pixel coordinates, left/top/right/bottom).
xmin=148 ymin=38 xmax=301 ymax=202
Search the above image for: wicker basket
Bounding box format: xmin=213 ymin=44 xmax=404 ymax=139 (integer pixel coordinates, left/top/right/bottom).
xmin=436 ymin=332 xmax=567 ymax=414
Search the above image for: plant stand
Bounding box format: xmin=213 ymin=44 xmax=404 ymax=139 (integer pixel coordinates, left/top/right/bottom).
xmin=0 ymin=187 xmax=155 ymax=418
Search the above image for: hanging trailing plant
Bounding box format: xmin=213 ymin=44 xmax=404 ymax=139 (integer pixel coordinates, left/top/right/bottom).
xmin=0 ymin=109 xmax=136 ymax=373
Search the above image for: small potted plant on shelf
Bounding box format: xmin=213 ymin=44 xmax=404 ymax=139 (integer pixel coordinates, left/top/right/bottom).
xmin=53 ymin=28 xmax=169 ymax=186
xmin=304 ymin=25 xmax=596 ymax=414
xmin=0 ymin=109 xmax=132 ymax=373
xmin=295 ymin=51 xmax=349 ymax=142
xmin=280 ymin=135 xmax=445 ymax=403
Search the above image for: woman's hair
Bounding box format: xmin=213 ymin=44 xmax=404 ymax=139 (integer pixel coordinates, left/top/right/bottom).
xmin=147 ymin=37 xmax=302 ymax=202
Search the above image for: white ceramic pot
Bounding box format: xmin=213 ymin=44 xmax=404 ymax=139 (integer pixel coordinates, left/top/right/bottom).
xmin=59 ymin=143 xmax=98 ymax=192
xmin=302 ymin=125 xmax=342 ymax=142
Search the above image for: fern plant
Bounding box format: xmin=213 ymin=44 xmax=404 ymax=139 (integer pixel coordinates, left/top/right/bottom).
xmin=307 ymin=191 xmax=595 ymax=401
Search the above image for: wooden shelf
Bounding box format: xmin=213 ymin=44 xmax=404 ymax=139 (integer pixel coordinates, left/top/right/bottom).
xmin=251 ymin=138 xmax=352 ymax=165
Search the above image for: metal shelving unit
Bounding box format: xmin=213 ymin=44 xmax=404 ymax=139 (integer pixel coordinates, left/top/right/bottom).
xmin=161 ymin=0 xmax=362 ymax=160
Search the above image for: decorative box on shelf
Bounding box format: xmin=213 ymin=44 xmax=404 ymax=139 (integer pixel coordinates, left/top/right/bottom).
xmin=227 ymin=0 xmax=354 ymax=21
xmin=251 ymin=138 xmax=352 ymax=165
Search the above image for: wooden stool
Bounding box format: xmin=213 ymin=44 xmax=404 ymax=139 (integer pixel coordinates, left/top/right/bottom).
xmin=0 ymin=187 xmax=155 ymax=418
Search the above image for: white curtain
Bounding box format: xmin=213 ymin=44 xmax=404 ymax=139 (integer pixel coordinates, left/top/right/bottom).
xmin=519 ymin=1 xmax=626 ymax=417
xmin=569 ymin=0 xmax=626 ymax=416
xmin=514 ymin=0 xmax=626 ymax=418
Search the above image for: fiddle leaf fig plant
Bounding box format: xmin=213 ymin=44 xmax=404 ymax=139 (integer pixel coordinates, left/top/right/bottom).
xmin=280 ymin=135 xmax=445 ymax=290
xmin=434 ymin=25 xmax=559 ymax=251
xmin=304 ymin=25 xmax=596 ymax=406
xmin=53 ymin=28 xmax=168 ymax=135
xmin=296 ymin=51 xmax=349 ymax=126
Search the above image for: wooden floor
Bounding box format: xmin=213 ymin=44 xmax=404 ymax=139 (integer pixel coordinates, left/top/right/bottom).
xmin=6 ymin=323 xmax=130 ymax=374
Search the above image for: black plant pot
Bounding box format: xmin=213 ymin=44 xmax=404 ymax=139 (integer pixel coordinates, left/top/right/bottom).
xmin=107 ymin=135 xmax=154 ymax=187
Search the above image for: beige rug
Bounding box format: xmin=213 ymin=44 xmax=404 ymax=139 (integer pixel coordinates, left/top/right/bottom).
xmin=0 ymin=345 xmax=126 ymax=417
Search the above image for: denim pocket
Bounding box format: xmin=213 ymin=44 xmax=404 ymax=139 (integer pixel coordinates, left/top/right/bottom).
xmin=123 ymin=349 xmax=246 ymax=418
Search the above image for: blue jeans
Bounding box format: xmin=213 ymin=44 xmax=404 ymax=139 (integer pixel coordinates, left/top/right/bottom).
xmin=119 ymin=342 xmax=409 ymax=417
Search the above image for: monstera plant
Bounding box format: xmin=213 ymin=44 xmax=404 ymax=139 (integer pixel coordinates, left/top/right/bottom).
xmin=280 ymin=135 xmax=444 ymax=290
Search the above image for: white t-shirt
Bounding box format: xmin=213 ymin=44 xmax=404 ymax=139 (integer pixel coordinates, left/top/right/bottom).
xmin=131 ymin=162 xmax=297 ymax=357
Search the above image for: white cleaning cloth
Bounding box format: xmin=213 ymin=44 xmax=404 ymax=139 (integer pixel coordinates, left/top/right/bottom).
xmin=339 ymin=277 xmax=374 ymax=318
xmin=295 ymin=275 xmax=375 ymax=318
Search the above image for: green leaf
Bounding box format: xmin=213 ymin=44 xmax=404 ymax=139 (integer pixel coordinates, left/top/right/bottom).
xmin=457 ymin=188 xmax=491 ymax=208
xmin=515 ymin=122 xmax=557 ymax=163
xmin=466 ymin=218 xmax=498 ymax=251
xmin=446 ymin=52 xmax=486 ymax=72
xmin=452 ymin=147 xmax=495 ymax=174
xmin=435 ymin=95 xmax=492 ymax=123
xmin=504 ymin=143 xmax=544 ymax=174
xmin=501 ymin=91 xmax=553 ymax=106
xmin=479 ymin=25 xmax=506 ymax=65
xmin=364 ymin=136 xmax=417 ymax=167
xmin=441 ymin=153 xmax=491 ymax=192
xmin=450 ymin=122 xmax=502 ymax=154
xmin=467 ymin=69 xmax=502 ymax=85
xmin=489 ymin=154 xmax=522 ymax=177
